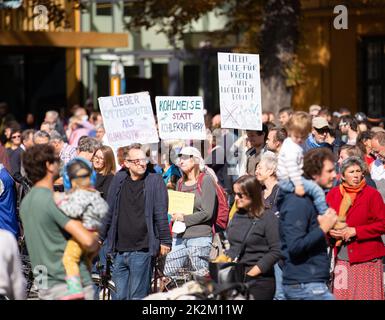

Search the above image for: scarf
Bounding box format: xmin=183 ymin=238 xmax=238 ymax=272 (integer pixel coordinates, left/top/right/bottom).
xmin=335 ymin=179 xmax=366 ymax=246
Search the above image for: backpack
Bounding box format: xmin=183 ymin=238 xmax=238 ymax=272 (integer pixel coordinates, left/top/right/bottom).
xmin=177 ymin=172 xmax=230 ymax=233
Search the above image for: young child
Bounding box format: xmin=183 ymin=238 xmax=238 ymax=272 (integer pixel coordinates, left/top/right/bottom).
xmin=277 ymin=111 xmax=329 ymax=215
xmin=55 ymin=157 xmax=109 ymax=300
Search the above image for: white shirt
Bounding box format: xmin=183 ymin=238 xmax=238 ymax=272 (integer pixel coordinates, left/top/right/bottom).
xmin=277 ymin=137 xmax=304 ymax=186
xmin=370 ymin=159 xmax=385 ymax=202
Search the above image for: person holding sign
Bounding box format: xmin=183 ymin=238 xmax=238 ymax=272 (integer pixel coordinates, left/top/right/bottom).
xmin=165 ymin=147 xmax=217 ymax=273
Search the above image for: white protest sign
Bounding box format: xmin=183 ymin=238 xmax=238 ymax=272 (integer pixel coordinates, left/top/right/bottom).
xmin=155 ymin=96 xmax=207 ymax=140
xmin=218 ymin=52 xmax=262 ymax=130
xmin=98 ymin=91 xmax=159 ymax=148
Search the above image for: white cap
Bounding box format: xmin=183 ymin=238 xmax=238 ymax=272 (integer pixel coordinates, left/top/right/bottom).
xmin=178 ymin=146 xmax=205 ymax=171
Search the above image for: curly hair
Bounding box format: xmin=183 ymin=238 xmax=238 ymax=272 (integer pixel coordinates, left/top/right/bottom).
xmin=303 ymin=148 xmax=335 ymax=180
xmin=22 ymin=144 xmax=58 ymax=184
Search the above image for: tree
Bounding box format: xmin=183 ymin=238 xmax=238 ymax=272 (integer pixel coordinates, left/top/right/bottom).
xmin=124 ymin=0 xmax=301 ymax=115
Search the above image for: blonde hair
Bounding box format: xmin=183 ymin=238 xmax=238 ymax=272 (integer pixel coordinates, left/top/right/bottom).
xmin=286 ymin=111 xmax=312 ymax=136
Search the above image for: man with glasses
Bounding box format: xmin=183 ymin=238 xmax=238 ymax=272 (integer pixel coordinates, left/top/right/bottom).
xmin=99 ymin=143 xmax=171 ymax=300
xmin=370 ymin=132 xmax=385 ymax=202
xmin=303 ymin=117 xmax=332 ymax=153
xmin=339 ymin=115 xmax=359 ymax=146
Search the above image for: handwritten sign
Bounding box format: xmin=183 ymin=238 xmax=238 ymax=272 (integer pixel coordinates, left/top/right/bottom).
xmin=218 ymin=52 xmax=262 ymax=130
xmin=155 ymin=96 xmax=207 ymax=140
xmin=168 ymin=190 xmax=195 ymax=215
xmin=98 ymin=92 xmax=159 ymax=147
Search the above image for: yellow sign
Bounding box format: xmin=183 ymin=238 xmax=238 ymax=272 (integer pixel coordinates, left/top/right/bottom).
xmin=168 ymin=190 xmax=195 ymax=215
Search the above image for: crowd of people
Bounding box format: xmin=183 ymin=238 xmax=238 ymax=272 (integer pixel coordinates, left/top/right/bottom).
xmin=0 ymin=100 xmax=385 ymax=300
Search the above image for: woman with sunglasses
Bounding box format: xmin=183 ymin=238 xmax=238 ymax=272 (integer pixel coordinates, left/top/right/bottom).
xmin=226 ymin=175 xmax=281 ymax=300
xmin=92 ymin=145 xmax=116 ymax=200
xmin=6 ymin=129 xmax=23 ymax=179
xmin=165 ymin=146 xmax=217 ymax=273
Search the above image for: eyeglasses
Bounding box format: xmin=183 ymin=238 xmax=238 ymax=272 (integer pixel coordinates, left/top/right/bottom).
xmin=11 ymin=135 xmax=21 ymax=139
xmin=339 ymin=122 xmax=348 ymax=127
xmin=315 ymin=128 xmax=329 ymax=135
xmin=125 ymin=158 xmax=149 ymax=166
xmin=233 ymin=192 xmax=248 ymax=199
xmin=178 ymin=154 xmax=194 ymax=161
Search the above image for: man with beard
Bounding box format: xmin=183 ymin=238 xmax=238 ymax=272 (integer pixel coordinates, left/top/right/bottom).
xmin=20 ymin=144 xmax=99 ymax=300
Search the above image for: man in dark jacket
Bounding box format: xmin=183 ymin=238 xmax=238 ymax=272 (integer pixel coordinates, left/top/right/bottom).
xmin=99 ymin=143 xmax=171 ymax=300
xmin=278 ymin=148 xmax=338 ymax=300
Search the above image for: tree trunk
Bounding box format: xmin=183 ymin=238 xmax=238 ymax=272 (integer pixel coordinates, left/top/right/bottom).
xmin=259 ymin=0 xmax=301 ymax=115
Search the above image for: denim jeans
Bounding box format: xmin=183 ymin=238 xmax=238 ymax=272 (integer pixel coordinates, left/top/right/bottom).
xmin=273 ymin=263 xmax=286 ymax=300
xmin=283 ymin=282 xmax=335 ymax=300
xmin=112 ymin=251 xmax=153 ymax=300
xmin=163 ymin=236 xmax=212 ymax=277
xmin=279 ymin=178 xmax=328 ymax=214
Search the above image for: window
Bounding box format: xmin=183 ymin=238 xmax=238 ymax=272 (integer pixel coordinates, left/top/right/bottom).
xmin=361 ymin=38 xmax=385 ymax=116
xmin=96 ymin=2 xmax=112 ymax=16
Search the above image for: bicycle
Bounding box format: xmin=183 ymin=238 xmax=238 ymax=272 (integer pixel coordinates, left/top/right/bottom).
xmin=152 ymin=246 xmax=211 ymax=293
xmin=91 ymin=254 xmax=116 ymax=300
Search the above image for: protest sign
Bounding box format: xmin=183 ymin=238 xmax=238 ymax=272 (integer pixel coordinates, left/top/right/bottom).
xmin=168 ymin=190 xmax=195 ymax=215
xmin=218 ymin=52 xmax=262 ymax=130
xmin=98 ymin=92 xmax=159 ymax=148
xmin=155 ymin=96 xmax=206 ymax=140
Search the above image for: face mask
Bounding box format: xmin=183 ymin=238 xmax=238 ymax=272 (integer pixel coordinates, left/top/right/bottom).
xmin=81 ymin=115 xmax=88 ymax=122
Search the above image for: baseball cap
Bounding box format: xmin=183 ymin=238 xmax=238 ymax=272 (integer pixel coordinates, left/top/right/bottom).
xmin=177 ymin=146 xmax=205 ymax=170
xmin=312 ymin=117 xmax=329 ymax=129
xmin=178 ymin=146 xmax=202 ymax=159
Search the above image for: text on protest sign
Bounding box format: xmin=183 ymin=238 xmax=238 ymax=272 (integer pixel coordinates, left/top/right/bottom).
xmin=98 ymin=92 xmax=159 ymax=148
xmin=218 ymin=52 xmax=262 ymax=130
xmin=155 ymin=96 xmax=207 ymax=140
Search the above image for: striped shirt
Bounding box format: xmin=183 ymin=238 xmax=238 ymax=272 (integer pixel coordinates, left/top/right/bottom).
xmin=277 ymin=137 xmax=304 ymax=186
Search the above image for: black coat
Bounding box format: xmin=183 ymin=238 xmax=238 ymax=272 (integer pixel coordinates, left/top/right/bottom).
xmin=99 ymin=169 xmax=172 ymax=257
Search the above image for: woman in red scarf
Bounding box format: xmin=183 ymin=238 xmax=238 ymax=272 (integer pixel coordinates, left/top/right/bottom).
xmin=326 ymin=156 xmax=385 ymax=300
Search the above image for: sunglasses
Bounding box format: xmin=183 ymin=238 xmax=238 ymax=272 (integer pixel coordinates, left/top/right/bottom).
xmin=178 ymin=154 xmax=194 ymax=161
xmin=315 ymin=128 xmax=329 ymax=134
xmin=11 ymin=135 xmax=21 ymax=139
xmin=233 ymin=192 xmax=248 ymax=199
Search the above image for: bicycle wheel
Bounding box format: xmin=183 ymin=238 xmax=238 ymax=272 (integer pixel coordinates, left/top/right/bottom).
xmin=92 ymin=273 xmax=116 ymax=300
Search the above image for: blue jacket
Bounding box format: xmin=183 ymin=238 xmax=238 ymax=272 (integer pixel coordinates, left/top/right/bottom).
xmin=302 ymin=135 xmax=332 ymax=154
xmin=277 ymin=191 xmax=330 ymax=285
xmin=99 ymin=169 xmax=172 ymax=257
xmin=0 ymin=165 xmax=19 ymax=238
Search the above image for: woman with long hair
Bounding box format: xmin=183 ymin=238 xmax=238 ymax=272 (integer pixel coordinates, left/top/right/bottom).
xmin=165 ymin=146 xmax=217 ymax=273
xmin=92 ymin=145 xmax=116 ymax=200
xmin=226 ymin=175 xmax=281 ymax=300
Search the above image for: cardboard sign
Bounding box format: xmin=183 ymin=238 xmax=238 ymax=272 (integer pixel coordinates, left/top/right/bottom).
xmin=98 ymin=92 xmax=159 ymax=147
xmin=168 ymin=190 xmax=195 ymax=215
xmin=218 ymin=52 xmax=262 ymax=130
xmin=155 ymin=96 xmax=207 ymax=140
